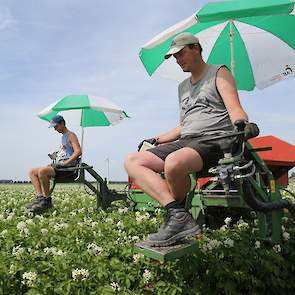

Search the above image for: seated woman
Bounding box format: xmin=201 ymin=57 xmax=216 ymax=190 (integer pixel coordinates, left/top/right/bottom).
xmin=27 ymin=115 xmax=81 ymax=213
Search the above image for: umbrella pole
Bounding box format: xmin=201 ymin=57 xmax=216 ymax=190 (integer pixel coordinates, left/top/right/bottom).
xmin=230 ymin=19 xmax=235 ymax=77
xmin=80 ymin=127 xmax=84 ymax=165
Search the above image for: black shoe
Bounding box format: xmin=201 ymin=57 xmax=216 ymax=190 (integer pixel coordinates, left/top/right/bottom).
xmin=26 ymin=196 xmax=44 ymax=210
xmin=144 ymin=208 xmax=201 ymax=247
xmin=29 ymin=197 xmax=53 ymax=214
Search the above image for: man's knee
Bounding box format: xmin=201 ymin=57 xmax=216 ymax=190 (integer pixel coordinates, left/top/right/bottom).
xmin=28 ymin=168 xmax=39 ymax=178
xmin=124 ymin=152 xmax=140 ymax=169
xmin=124 ymin=152 xmax=153 ymax=169
xmin=38 ymin=167 xmax=52 ymax=178
xmin=125 ymin=151 xmax=164 ymax=174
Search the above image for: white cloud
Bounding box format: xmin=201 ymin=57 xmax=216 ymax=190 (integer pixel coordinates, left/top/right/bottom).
xmin=0 ymin=7 xmax=16 ymax=31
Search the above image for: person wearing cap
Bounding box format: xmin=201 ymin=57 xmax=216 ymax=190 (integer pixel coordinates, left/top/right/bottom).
xmin=125 ymin=32 xmax=248 ymax=246
xmin=27 ymin=115 xmax=82 ymax=213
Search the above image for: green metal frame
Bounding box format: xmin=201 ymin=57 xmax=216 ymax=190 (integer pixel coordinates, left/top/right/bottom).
xmin=132 ymin=142 xmax=290 ymax=260
xmin=136 ymin=240 xmax=198 ymax=262
xmin=49 ymin=163 xmax=126 ymax=210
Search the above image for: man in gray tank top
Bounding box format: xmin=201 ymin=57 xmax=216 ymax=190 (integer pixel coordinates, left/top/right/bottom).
xmin=125 ymin=32 xmax=248 ymax=247
xmin=27 ymin=115 xmax=82 ymax=214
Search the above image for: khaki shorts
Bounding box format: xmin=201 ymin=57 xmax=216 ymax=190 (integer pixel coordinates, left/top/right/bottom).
xmin=147 ymin=137 xmax=224 ymax=170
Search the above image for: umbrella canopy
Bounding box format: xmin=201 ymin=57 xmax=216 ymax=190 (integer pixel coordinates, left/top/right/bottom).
xmin=140 ymin=0 xmax=295 ymax=90
xmin=38 ymin=95 xmax=129 ymax=127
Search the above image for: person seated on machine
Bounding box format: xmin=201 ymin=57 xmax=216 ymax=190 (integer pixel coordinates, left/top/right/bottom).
xmin=27 ymin=115 xmax=82 ymax=213
xmin=124 ymin=32 xmax=249 ymax=247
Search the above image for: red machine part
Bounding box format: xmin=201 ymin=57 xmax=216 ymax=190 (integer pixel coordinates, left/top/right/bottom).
xmin=128 ymin=136 xmax=295 ymax=189
xmin=249 ymin=135 xmax=295 ymax=187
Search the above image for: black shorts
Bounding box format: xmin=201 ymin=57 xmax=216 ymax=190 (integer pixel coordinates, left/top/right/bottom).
xmin=147 ymin=137 xmax=224 ymax=170
xmin=53 ymin=165 xmax=78 ymax=179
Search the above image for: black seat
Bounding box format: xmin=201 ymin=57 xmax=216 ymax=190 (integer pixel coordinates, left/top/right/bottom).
xmin=54 ymin=158 xmax=81 ymax=182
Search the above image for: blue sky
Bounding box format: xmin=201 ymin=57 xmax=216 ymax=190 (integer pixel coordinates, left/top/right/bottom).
xmin=0 ymin=0 xmax=294 ymax=181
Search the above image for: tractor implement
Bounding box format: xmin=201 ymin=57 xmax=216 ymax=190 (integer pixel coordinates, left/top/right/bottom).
xmin=133 ymin=121 xmax=295 ymax=261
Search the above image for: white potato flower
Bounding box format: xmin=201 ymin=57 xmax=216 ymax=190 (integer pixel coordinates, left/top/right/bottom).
xmin=237 ymin=218 xmax=249 ymax=230
xmin=72 ymin=268 xmax=89 ymax=281
xmin=110 ymin=282 xmax=121 ymax=291
xmin=12 ymin=245 xmax=25 ymax=259
xmin=22 ymin=271 xmax=37 ymax=287
xmin=133 ymin=253 xmax=144 ymax=263
xmin=224 ymin=238 xmax=234 ymax=248
xmin=282 ymin=231 xmax=290 ymax=241
xmin=254 ymin=241 xmax=261 ymax=249
xmin=200 ymin=239 xmax=222 ymax=253
xmin=143 ymin=269 xmax=152 ymax=284
xmin=273 ymin=244 xmax=281 ymax=253
xmin=118 ymin=207 xmax=129 ymax=214
xmin=87 ymin=243 xmax=103 ymax=256
xmin=41 ymin=228 xmax=48 ymax=236
xmin=224 ymin=217 xmax=232 ymax=226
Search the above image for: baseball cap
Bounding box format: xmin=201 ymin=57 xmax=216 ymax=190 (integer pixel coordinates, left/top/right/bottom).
xmin=165 ymin=32 xmax=199 ymax=59
xmin=49 ymin=115 xmax=64 ymax=128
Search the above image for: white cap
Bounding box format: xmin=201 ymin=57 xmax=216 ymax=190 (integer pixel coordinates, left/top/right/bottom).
xmin=165 ymin=32 xmax=199 ymax=59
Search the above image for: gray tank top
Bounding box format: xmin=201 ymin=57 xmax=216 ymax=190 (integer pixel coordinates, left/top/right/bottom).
xmin=178 ymin=65 xmax=234 ymax=138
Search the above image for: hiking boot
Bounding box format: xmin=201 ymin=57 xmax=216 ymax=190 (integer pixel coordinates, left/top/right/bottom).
xmin=26 ymin=196 xmax=44 ymax=210
xmin=144 ymin=208 xmax=201 ymax=247
xmin=28 ymin=197 xmax=53 ymax=214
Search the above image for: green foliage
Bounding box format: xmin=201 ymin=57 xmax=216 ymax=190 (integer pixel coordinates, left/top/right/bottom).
xmin=0 ymin=184 xmax=294 ymax=294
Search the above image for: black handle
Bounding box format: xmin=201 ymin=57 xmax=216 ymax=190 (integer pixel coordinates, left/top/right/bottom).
xmin=234 ymin=120 xmax=246 ymax=132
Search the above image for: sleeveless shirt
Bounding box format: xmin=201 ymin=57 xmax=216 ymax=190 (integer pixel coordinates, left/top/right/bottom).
xmin=178 ymin=65 xmax=234 ymax=138
xmin=61 ymin=132 xmax=74 ymax=160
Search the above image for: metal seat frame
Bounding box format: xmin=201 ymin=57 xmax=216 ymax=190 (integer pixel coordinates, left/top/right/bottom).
xmin=49 ymin=162 xmax=124 ymax=210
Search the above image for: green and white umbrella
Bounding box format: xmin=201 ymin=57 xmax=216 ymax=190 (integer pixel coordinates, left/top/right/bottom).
xmin=38 ymin=95 xmax=128 ymax=127
xmin=140 ymin=0 xmax=295 ymax=90
xmin=38 ymin=94 xmax=129 ymax=151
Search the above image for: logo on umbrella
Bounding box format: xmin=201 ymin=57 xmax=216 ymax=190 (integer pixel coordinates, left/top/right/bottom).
xmin=283 ymin=65 xmax=293 ymax=76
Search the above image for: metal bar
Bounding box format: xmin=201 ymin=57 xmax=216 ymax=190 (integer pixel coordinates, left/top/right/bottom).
xmin=84 ymin=180 xmax=99 ymax=195
xmin=257 ymin=212 xmax=268 ymax=240
xmin=230 ymin=19 xmax=235 ymax=77
xmin=80 ymin=127 xmax=84 ymax=167
xmin=245 ymin=142 xmax=273 ymax=178
xmin=53 ymin=165 xmax=93 ymax=172
xmin=269 ymin=181 xmax=283 ymax=243
xmin=201 ymin=190 xmax=238 ymax=193
xmin=128 ymin=193 xmax=160 ymax=205
xmin=248 ymin=177 xmax=269 ymax=202
xmin=84 ymin=166 xmax=106 ymax=184
xmin=247 ymin=147 xmax=272 ymax=152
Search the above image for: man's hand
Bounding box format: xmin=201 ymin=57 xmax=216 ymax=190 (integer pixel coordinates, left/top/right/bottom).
xmin=234 ymin=120 xmax=259 ymax=140
xmin=234 ymin=119 xmax=247 ymax=132
xmin=138 ymin=138 xmax=158 ymax=151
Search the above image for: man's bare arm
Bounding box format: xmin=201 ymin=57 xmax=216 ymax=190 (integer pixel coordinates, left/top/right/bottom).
xmin=156 ymin=126 xmax=182 ymax=144
xmin=64 ymin=133 xmax=82 ymax=165
xmin=216 ymin=67 xmax=248 ymax=124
